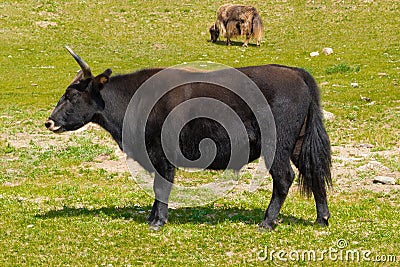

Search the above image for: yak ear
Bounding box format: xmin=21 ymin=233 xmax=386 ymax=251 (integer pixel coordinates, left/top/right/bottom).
xmin=93 ymin=68 xmax=112 ymax=90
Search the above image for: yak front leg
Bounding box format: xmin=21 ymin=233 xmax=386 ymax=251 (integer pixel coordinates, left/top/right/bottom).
xmin=243 ymin=34 xmax=250 ymax=47
xmin=148 ymin=165 xmax=175 ymax=230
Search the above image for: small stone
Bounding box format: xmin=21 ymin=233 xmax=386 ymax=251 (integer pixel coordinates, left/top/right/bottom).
xmin=320 ymin=81 xmax=329 ymax=87
xmin=322 ymin=47 xmax=333 ymax=55
xmin=323 ymin=110 xmax=335 ymax=121
xmin=310 ymin=51 xmax=319 ymax=57
xmin=373 ymin=176 xmax=396 ymax=185
xmin=351 ymin=82 xmax=359 ymax=88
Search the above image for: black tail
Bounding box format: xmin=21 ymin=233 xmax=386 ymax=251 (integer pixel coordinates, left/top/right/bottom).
xmin=297 ymin=69 xmax=332 ymax=197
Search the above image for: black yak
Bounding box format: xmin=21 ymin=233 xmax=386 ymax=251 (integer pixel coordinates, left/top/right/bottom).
xmin=46 ymin=47 xmax=332 ymax=230
xmin=209 ymin=4 xmax=263 ymax=46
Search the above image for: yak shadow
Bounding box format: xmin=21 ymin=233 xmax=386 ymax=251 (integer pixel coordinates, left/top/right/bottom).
xmin=36 ymin=204 xmax=313 ymax=227
xmin=207 ymin=39 xmax=260 ymax=48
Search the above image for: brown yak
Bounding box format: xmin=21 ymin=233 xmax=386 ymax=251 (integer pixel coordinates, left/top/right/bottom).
xmin=210 ymin=4 xmax=263 ymax=47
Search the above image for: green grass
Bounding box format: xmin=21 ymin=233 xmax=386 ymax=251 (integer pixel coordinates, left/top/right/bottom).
xmin=325 ymin=63 xmax=361 ymax=74
xmin=1 ymin=0 xmax=399 ymax=266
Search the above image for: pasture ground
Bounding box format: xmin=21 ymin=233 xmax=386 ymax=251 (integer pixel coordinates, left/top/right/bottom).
xmin=1 ymin=1 xmax=399 ymax=266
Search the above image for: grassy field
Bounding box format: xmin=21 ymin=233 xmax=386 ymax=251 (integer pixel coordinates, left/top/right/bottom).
xmin=1 ymin=0 xmax=399 ymax=266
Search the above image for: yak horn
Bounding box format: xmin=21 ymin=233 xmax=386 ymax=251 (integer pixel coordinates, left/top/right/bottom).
xmin=65 ymin=46 xmax=93 ymax=79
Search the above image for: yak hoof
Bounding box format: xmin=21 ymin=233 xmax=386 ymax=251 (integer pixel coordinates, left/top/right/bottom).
xmin=149 ymin=218 xmax=167 ymax=231
xmin=149 ymin=224 xmax=162 ymax=231
xmin=242 ymin=44 xmax=248 ymax=47
xmin=315 ymin=216 xmax=329 ymax=227
xmin=258 ymin=220 xmax=275 ymax=231
xmin=148 ymin=215 xmax=155 ymax=223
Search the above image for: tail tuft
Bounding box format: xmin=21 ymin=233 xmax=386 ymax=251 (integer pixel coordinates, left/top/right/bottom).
xmin=297 ymin=70 xmax=332 ymax=197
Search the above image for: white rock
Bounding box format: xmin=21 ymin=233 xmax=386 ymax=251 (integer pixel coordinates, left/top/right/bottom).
xmin=351 ymin=82 xmax=359 ymax=88
xmin=310 ymin=51 xmax=319 ymax=57
xmin=322 ymin=110 xmax=335 ymax=121
xmin=373 ymin=176 xmax=396 ymax=185
xmin=322 ymin=47 xmax=333 ymax=55
xmin=320 ymin=81 xmax=329 ymax=87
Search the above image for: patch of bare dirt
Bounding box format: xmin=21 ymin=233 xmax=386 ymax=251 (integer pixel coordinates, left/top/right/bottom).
xmin=330 ymin=144 xmax=400 ymax=194
xmin=1 ymin=123 xmax=100 ymax=150
xmin=92 ymin=148 xmax=129 ymax=174
xmin=2 ymin=124 xmax=399 ymax=193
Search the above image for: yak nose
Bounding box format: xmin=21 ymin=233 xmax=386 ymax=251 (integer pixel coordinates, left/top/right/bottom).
xmin=45 ymin=119 xmax=54 ymax=129
xmin=45 ymin=119 xmax=62 ymax=132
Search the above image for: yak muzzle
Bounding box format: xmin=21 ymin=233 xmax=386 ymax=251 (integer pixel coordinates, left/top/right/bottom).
xmin=45 ymin=119 xmax=63 ymax=133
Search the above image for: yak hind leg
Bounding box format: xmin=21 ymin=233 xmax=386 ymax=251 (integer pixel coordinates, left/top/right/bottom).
xmin=148 ymin=164 xmax=175 ymax=230
xmin=313 ymin=184 xmax=330 ymax=227
xmin=290 ymin=133 xmax=330 ymax=227
xmin=259 ymin=156 xmax=295 ymax=230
